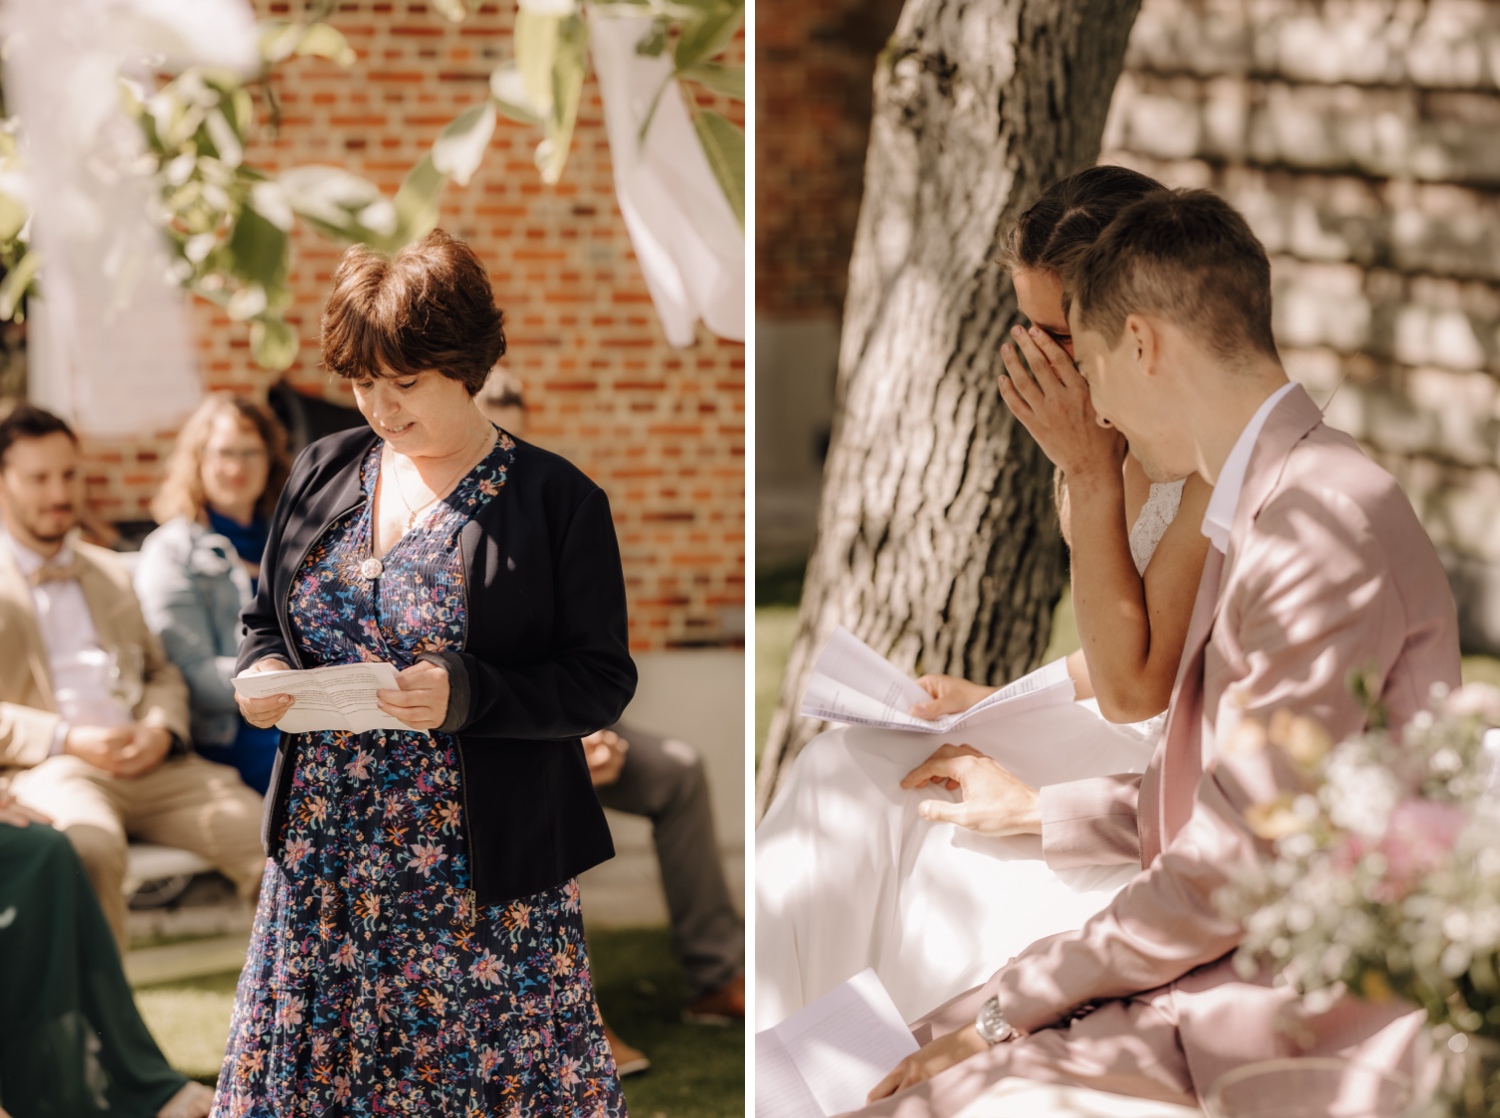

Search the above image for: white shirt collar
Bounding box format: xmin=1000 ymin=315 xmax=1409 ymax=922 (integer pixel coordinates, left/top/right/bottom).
xmin=1201 ymin=382 xmax=1298 ymax=552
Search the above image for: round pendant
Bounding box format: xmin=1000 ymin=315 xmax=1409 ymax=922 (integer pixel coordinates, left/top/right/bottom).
xmin=360 ymin=556 xmax=384 ymax=581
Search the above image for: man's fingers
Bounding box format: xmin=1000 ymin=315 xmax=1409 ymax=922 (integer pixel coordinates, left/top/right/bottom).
xmin=918 ymin=798 xmax=969 ymax=826
xmin=867 ymin=1064 xmax=906 ymax=1102
xmin=900 ymin=755 xmax=963 ymax=790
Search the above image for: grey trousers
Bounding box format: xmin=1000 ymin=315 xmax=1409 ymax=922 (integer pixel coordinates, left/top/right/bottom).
xmin=596 ymin=722 xmax=743 ymax=999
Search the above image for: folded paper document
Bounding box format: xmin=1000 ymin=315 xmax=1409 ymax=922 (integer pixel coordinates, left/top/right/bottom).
xmin=755 ymin=969 xmax=919 ymax=1118
xmin=232 ymin=662 xmax=418 ymax=735
xmin=801 ymin=626 xmax=1073 ymax=734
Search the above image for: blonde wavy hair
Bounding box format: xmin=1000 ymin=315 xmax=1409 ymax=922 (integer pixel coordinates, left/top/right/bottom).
xmin=152 ymin=394 xmax=291 ymax=525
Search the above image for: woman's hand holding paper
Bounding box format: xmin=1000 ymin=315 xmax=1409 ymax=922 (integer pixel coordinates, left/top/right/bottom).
xmin=376 ymin=660 xmax=451 ymax=731
xmin=236 ymin=657 xmax=294 ymax=728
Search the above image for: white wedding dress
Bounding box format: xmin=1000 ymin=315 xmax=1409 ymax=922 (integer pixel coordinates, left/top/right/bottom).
xmin=756 ymin=479 xmax=1187 ymax=1028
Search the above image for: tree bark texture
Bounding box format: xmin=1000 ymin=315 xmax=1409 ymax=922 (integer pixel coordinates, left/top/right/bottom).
xmin=757 ymin=0 xmax=1142 ymax=815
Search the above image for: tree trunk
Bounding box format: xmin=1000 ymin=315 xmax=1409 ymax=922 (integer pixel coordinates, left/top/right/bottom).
xmin=757 ymin=0 xmax=1142 ymax=814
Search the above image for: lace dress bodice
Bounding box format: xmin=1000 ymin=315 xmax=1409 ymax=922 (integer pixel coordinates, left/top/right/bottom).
xmin=1128 ymin=478 xmax=1186 ymax=576
xmin=1114 ymin=477 xmax=1188 ymax=743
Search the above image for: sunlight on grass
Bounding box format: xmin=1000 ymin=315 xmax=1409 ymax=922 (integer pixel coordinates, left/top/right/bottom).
xmin=132 ymin=927 xmax=744 ymax=1114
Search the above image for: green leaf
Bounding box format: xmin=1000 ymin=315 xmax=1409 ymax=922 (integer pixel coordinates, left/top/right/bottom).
xmin=0 ymin=249 xmax=40 ymax=320
xmin=512 ymin=11 xmax=589 ymax=184
xmin=250 ymin=317 xmax=298 ymax=371
xmin=692 ymin=108 xmax=743 ymax=227
xmin=431 ymin=103 xmax=496 ymax=187
xmin=297 ymin=23 xmax=357 ymax=66
xmin=515 ymin=11 xmax=564 ymax=113
xmin=391 ymin=153 xmax=447 ymax=246
xmin=227 ymin=203 xmax=289 ymax=292
xmin=634 ymin=18 xmax=670 ymax=57
xmin=678 ymin=61 xmax=743 ymax=99
xmin=673 ymin=2 xmax=743 ymax=74
xmin=489 ymin=63 xmax=544 ymax=126
xmin=205 ymin=109 xmax=243 ymax=168
xmin=259 ymin=20 xmax=305 ymax=64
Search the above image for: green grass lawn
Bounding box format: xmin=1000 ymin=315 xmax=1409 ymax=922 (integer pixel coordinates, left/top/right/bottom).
xmin=134 ymin=926 xmax=744 ymax=1117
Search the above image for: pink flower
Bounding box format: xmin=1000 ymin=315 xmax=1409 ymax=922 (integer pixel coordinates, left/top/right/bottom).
xmin=344 ymin=751 xmax=374 ymax=781
xmin=1378 ymin=799 xmax=1467 ymax=898
xmin=274 ymin=997 xmax=305 ymax=1030
xmin=469 ymin=949 xmax=503 ymax=987
xmin=407 ymin=841 xmax=448 ymax=878
xmin=283 ymin=838 xmax=313 ymax=869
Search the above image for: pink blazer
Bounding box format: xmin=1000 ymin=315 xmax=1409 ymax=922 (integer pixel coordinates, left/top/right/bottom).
xmin=986 ymin=385 xmax=1460 ymax=1095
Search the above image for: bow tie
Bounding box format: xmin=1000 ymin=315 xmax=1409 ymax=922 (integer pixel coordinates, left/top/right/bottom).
xmin=29 ymin=559 xmax=79 ymax=587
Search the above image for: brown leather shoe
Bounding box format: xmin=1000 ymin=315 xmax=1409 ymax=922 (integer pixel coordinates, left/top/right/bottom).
xmin=683 ymin=974 xmax=744 ymax=1025
xmin=603 ymin=1022 xmax=651 ymax=1077
xmin=156 ymin=1081 xmax=213 ymax=1118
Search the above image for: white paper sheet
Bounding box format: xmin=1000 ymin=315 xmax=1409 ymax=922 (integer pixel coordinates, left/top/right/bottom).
xmin=232 ymin=662 xmax=419 ymax=735
xmin=800 ymin=627 xmax=1074 ymax=734
xmin=754 ymin=969 xmax=919 ymax=1118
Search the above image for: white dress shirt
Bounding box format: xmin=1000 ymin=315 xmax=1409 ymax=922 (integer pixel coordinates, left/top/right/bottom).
xmin=1200 ymin=381 xmax=1298 ymax=553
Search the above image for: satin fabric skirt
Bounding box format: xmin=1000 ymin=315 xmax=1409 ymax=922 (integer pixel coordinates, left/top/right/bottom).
xmin=756 ymin=700 xmax=1156 ymax=1026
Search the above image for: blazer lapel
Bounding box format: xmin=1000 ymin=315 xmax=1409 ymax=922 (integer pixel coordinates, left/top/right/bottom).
xmin=1142 ymin=385 xmax=1325 ymax=862
xmin=0 ymin=544 xmax=55 ymax=708
xmin=77 ymin=549 xmax=129 ymax=653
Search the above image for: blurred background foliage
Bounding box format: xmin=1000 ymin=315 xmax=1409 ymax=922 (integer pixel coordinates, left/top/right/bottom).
xmin=0 ymin=0 xmax=743 ymax=372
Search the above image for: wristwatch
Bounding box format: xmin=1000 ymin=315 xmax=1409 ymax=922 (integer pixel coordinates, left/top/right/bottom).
xmin=975 ymin=996 xmax=1021 ymax=1045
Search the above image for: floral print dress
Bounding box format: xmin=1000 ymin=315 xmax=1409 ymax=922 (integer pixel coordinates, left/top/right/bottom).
xmin=213 ymin=434 xmax=624 ymax=1118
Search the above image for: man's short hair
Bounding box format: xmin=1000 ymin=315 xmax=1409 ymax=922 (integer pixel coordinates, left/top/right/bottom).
xmin=480 ymin=366 xmax=527 ymax=412
xmin=0 ymin=403 xmax=77 ymax=470
xmin=1067 ymin=189 xmax=1279 ymax=369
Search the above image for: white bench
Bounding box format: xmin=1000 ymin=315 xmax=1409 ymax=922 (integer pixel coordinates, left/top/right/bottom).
xmin=124 ymin=842 xmax=212 ymax=906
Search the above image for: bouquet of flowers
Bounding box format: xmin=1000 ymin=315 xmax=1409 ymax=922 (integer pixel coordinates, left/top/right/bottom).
xmin=1219 ymin=683 xmax=1500 ymax=1117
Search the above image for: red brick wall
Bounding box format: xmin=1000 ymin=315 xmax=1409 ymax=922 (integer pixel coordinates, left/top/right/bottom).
xmin=755 ymin=0 xmax=901 ymax=317
xmin=80 ymin=1 xmax=744 ymax=651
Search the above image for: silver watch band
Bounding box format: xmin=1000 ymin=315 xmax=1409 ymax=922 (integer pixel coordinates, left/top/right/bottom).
xmin=975 ymin=995 xmax=1019 ymax=1045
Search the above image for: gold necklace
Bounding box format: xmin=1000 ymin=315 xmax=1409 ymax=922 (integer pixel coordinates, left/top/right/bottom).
xmin=360 ymin=427 xmax=497 ymax=581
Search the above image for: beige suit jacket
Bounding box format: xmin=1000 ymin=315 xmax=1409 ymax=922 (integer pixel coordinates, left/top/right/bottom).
xmin=985 ymin=386 xmax=1460 ymax=1089
xmin=0 ymin=537 xmax=191 ymax=772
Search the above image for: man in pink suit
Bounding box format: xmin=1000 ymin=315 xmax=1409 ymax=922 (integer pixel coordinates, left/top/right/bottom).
xmin=850 ymin=189 xmax=1461 ymax=1115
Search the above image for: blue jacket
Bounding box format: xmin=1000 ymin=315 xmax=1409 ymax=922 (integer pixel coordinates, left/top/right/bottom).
xmin=134 ymin=517 xmax=253 ymax=749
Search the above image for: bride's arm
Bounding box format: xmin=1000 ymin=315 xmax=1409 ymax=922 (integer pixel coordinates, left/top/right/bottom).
xmin=1062 ymin=462 xmax=1211 ymax=721
xmin=1001 ymin=326 xmax=1210 ymax=724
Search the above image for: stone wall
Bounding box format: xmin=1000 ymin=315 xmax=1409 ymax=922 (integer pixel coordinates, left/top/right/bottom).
xmin=1102 ymin=0 xmax=1500 ymax=652
xmin=70 ymin=1 xmax=745 ymax=651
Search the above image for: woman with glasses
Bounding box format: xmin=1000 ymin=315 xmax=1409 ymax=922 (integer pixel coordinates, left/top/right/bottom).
xmin=134 ymin=395 xmax=292 ymax=793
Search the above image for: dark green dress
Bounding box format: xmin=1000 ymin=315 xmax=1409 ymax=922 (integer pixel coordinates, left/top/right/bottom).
xmin=0 ymin=821 xmax=187 ymax=1117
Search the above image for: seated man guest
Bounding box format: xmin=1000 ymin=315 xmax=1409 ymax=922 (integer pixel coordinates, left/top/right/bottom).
xmin=135 ymin=394 xmax=292 ymax=794
xmin=850 ymin=190 xmax=1460 ymax=1115
xmin=0 ymin=404 xmax=266 ymax=951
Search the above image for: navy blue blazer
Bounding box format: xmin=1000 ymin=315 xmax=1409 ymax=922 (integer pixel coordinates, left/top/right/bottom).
xmin=237 ymin=424 xmax=636 ymax=905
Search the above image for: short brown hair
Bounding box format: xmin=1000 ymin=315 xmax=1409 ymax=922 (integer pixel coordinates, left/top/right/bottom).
xmin=0 ymin=403 xmax=76 ymax=470
xmin=1002 ymin=164 xmax=1166 ymax=276
xmin=321 ymin=229 xmax=506 ymax=394
xmin=152 ymin=394 xmax=291 ymax=524
xmin=1067 ymin=189 xmax=1279 ymax=368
